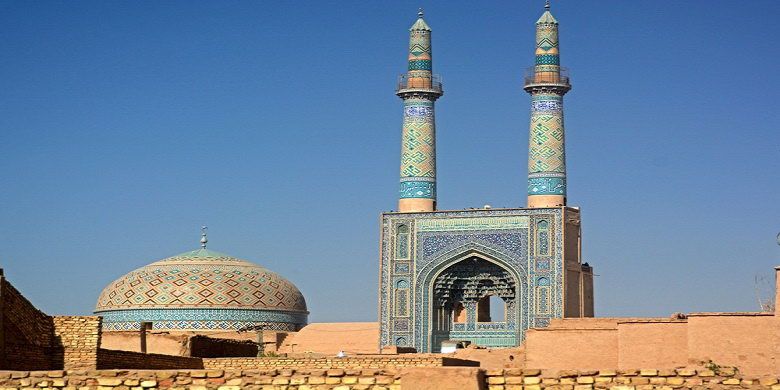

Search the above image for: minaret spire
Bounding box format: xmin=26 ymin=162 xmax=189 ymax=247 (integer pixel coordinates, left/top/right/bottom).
xmin=524 ymin=3 xmax=570 ymax=208
xmin=396 ymin=10 xmax=443 ymax=212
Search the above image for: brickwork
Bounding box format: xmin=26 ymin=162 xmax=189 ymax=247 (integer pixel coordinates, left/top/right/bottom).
xmin=97 ymin=349 xmax=203 ymax=369
xmin=52 ymin=316 xmax=102 ymax=370
xmin=0 ymin=274 xmax=55 ymax=370
xmin=203 ymin=356 xmax=479 ymax=370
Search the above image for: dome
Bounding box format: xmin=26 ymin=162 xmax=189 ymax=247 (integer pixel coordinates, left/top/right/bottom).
xmin=95 ymin=248 xmax=308 ymax=331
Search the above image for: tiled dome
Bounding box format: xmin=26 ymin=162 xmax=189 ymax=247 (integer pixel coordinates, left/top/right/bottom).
xmin=95 ymin=248 xmax=308 ymax=331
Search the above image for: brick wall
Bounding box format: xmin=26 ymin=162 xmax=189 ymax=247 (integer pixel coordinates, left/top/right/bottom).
xmin=96 ymin=349 xmax=203 ymax=369
xmin=52 ymin=316 xmax=102 ymax=370
xmin=189 ymin=335 xmax=259 ymax=358
xmin=203 ymin=356 xmax=479 ymax=370
xmin=0 ymin=274 xmax=54 ymax=370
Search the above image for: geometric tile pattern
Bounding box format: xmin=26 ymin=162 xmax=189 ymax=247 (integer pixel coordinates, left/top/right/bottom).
xmin=99 ymin=308 xmax=307 ymax=331
xmin=398 ymin=13 xmax=440 ymax=201
xmin=528 ymin=7 xmax=567 ymax=197
xmin=95 ymin=248 xmax=308 ymax=331
xmin=379 ymin=208 xmax=566 ymax=352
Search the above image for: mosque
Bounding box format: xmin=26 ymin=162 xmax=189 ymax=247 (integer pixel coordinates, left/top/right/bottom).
xmin=93 ymin=3 xmax=592 ymax=353
xmin=377 ymin=4 xmax=593 ymax=352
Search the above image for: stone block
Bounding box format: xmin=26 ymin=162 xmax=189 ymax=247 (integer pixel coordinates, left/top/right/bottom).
xmin=271 ymin=377 xmax=289 ymax=385
xmin=760 ymin=378 xmax=779 ymax=386
xmin=342 ymin=376 xmax=358 ymax=384
xmin=697 ymin=370 xmax=715 ymax=377
xmin=630 ymin=377 xmax=649 ymax=385
xmin=505 ymin=377 xmax=524 ymax=385
xmin=139 ymin=380 xmax=156 ymax=388
xmin=487 ymin=377 xmax=505 ymax=384
xmin=639 ymin=370 xmax=657 ymax=377
xmin=327 ymin=369 xmax=345 ymax=377
xmin=524 ymin=385 xmax=542 ymax=390
xmin=721 ymin=378 xmax=740 ymax=385
xmin=358 ymin=377 xmax=376 ymax=385
xmin=718 ymin=367 xmax=737 ymax=377
xmin=504 ymin=368 xmax=523 ymax=376
xmin=307 ymin=376 xmax=326 ymax=385
xmin=523 ymin=369 xmax=542 ymax=376
xmin=376 ymin=376 xmax=394 ymax=385
xmin=666 ymin=377 xmax=684 ymax=386
xmin=574 ymin=385 xmax=593 ymax=390
xmin=598 ymin=370 xmax=617 ymax=377
xmin=577 ymin=377 xmax=595 ymax=384
xmin=524 ymin=376 xmax=542 ymax=385
xmin=96 ymin=378 xmax=122 ymax=386
xmin=675 ymin=369 xmax=695 ymax=377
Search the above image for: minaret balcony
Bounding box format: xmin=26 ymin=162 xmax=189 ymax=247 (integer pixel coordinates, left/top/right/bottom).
xmin=523 ymin=67 xmax=571 ymax=93
xmin=396 ymin=74 xmax=443 ymax=97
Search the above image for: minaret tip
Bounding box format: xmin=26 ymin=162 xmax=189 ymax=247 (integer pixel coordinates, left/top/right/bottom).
xmin=545 ymin=0 xmax=550 ymax=10
xmin=418 ymin=8 xmax=424 ymax=18
xmin=200 ymin=226 xmax=208 ymax=249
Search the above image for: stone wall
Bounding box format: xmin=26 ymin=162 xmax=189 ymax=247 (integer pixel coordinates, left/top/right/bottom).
xmin=482 ymin=367 xmax=780 ymax=390
xmin=203 ymin=356 xmax=479 ymax=370
xmin=1 ymin=367 xmax=780 ymax=389
xmin=0 ymin=368 xmax=402 ymax=389
xmin=96 ymin=349 xmax=203 ymax=369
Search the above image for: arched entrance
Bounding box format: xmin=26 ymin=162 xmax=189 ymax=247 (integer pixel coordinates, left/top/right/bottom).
xmin=429 ymin=256 xmax=520 ymax=351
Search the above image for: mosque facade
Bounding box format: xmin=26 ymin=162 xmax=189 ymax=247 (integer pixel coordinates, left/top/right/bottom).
xmin=378 ymin=5 xmax=594 ymax=353
xmin=95 ymin=229 xmax=308 ymax=332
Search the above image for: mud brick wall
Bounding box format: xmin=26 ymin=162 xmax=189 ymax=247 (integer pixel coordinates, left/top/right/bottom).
xmin=203 ymin=356 xmax=479 ymax=370
xmin=484 ymin=367 xmax=780 ymax=389
xmin=0 ymin=274 xmax=55 ymax=370
xmin=96 ymin=349 xmax=203 ymax=369
xmin=189 ymin=335 xmax=259 ymax=358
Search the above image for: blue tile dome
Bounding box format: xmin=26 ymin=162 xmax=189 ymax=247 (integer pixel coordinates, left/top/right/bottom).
xmin=95 ymin=248 xmax=308 ymax=331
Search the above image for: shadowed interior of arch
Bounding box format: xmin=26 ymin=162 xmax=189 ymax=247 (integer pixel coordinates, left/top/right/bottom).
xmin=430 ymin=256 xmax=519 ymax=351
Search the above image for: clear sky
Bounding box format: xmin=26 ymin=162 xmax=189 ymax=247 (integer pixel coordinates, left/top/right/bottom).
xmin=1 ymin=1 xmax=778 ymax=322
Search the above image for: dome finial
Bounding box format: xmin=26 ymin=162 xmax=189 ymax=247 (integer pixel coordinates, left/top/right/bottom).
xmin=545 ymin=0 xmax=550 ymax=10
xmin=200 ymin=226 xmax=208 ymax=249
xmin=418 ymin=8 xmax=424 ymax=18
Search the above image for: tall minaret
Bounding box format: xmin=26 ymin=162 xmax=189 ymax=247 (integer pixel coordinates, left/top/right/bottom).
xmin=396 ymin=9 xmax=443 ymax=213
xmin=524 ymin=1 xmax=571 ymax=208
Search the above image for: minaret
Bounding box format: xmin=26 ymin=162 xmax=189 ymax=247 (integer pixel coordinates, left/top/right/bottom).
xmin=396 ymin=9 xmax=443 ymax=213
xmin=524 ymin=1 xmax=571 ymax=208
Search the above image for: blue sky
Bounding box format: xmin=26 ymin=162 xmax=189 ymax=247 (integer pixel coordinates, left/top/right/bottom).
xmin=1 ymin=1 xmax=778 ymax=322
